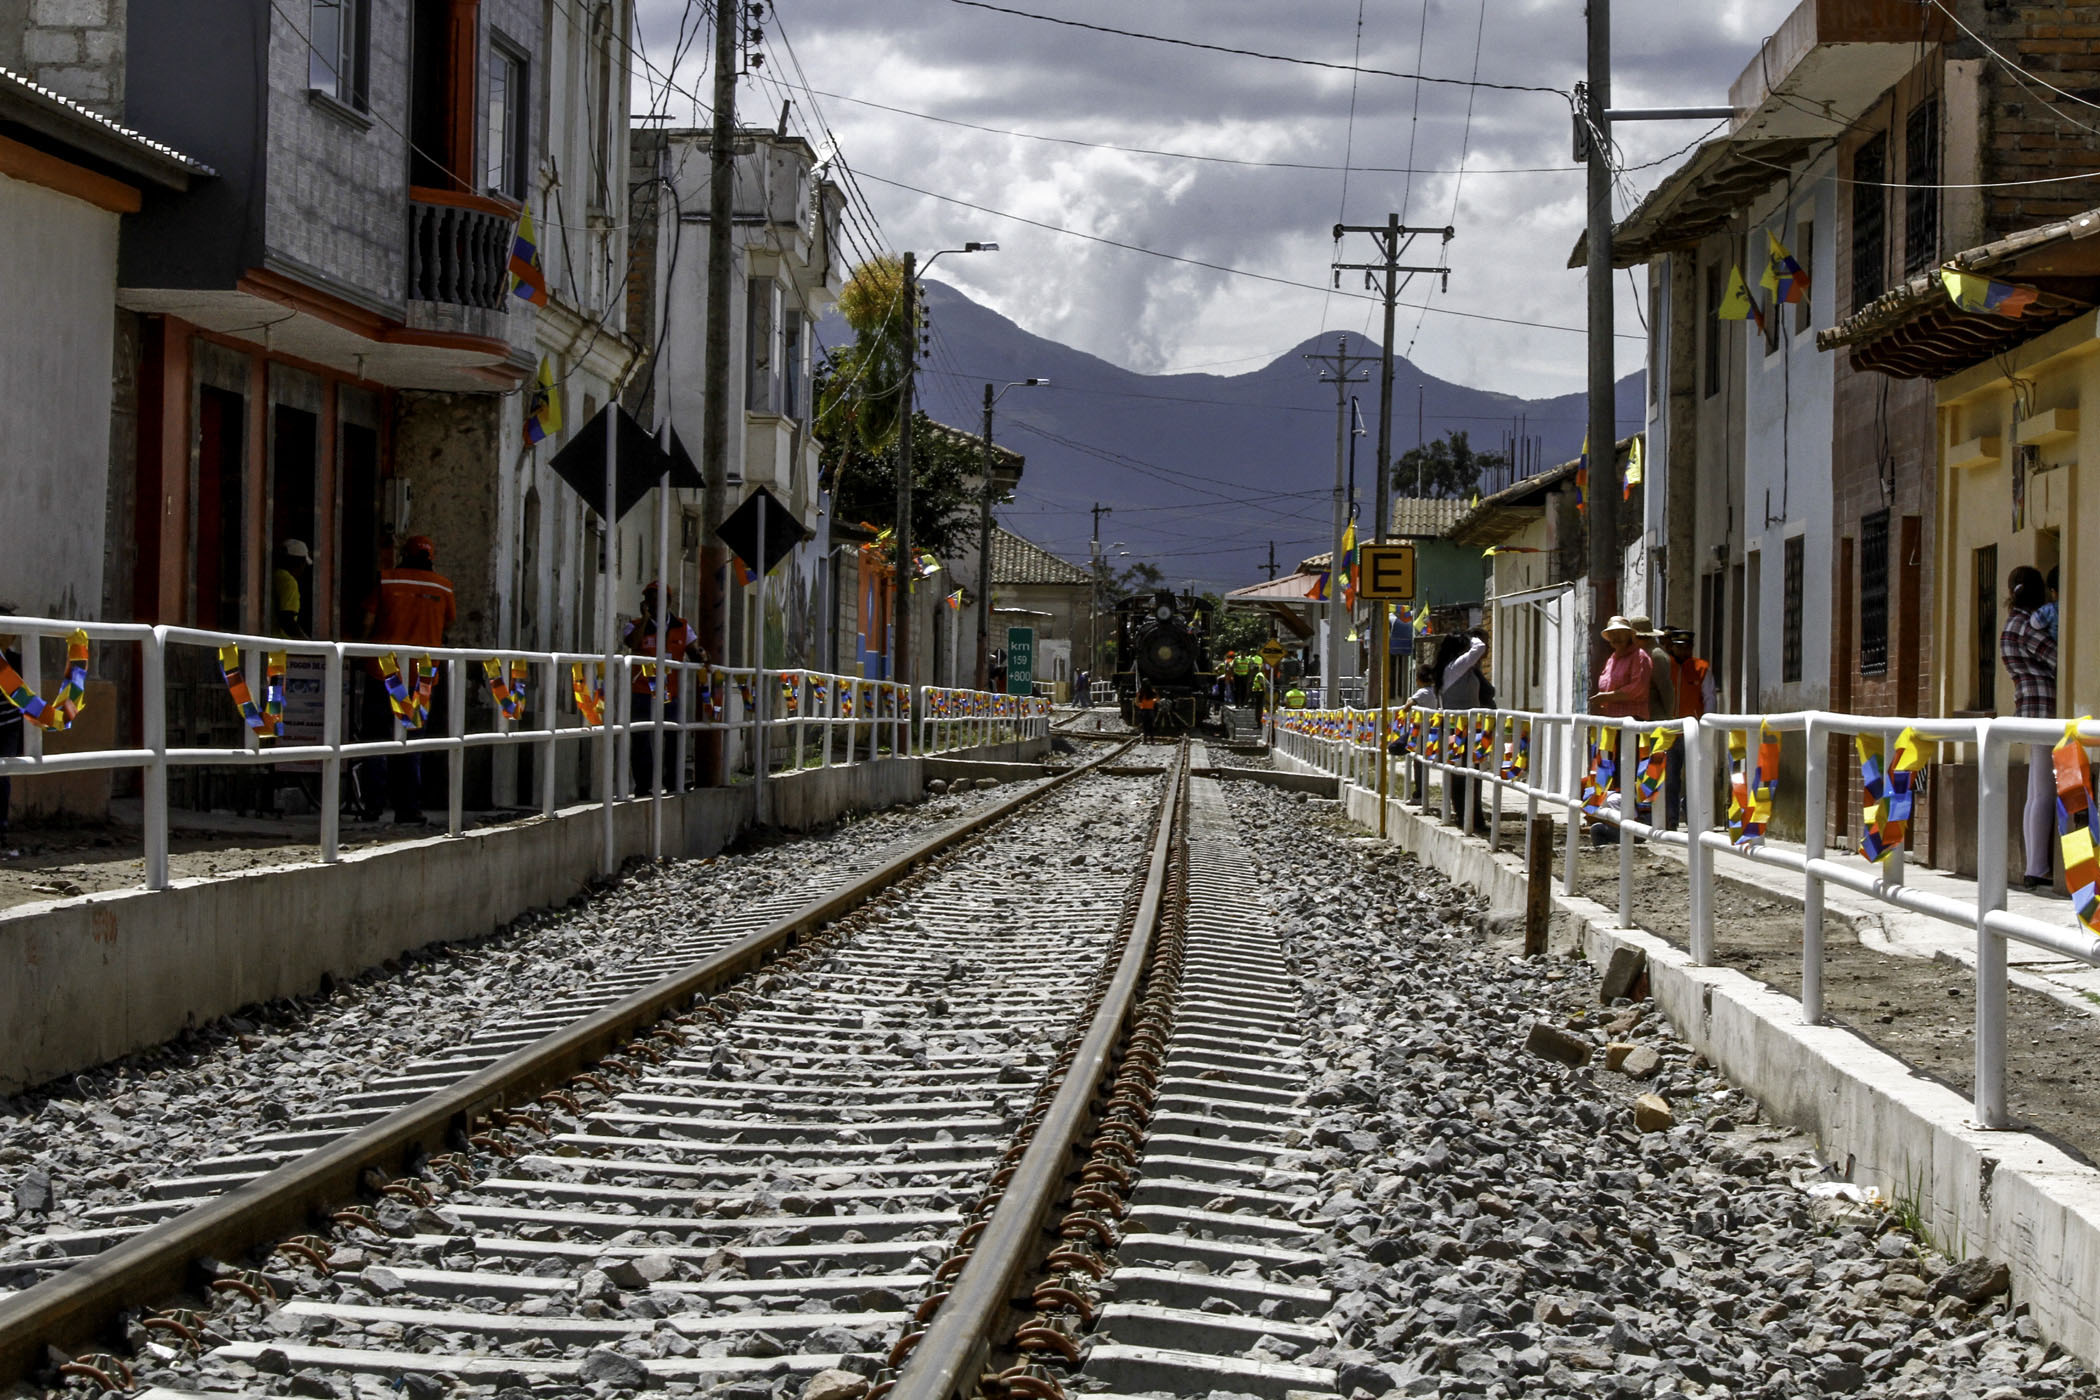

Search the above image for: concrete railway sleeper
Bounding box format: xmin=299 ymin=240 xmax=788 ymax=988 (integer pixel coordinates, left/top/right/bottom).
xmin=0 ymin=740 xmax=1159 ymax=1388
xmin=888 ymin=760 xmax=1345 ymax=1400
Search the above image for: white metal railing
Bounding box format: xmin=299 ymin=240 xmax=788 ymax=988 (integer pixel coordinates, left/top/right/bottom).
xmin=1272 ymin=701 xmax=2100 ymax=1130
xmin=918 ymin=686 xmax=1051 ymax=755
xmin=0 ymin=615 xmax=1032 ymax=898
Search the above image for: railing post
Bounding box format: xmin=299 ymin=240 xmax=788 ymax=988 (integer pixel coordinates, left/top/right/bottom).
xmin=446 ymin=656 xmax=466 ymax=838
xmin=320 ymin=646 xmax=343 ymax=863
xmin=141 ymin=630 xmax=169 ymax=891
xmin=20 ymin=630 xmax=42 ymax=763
xmin=1562 ymin=719 xmax=1580 ymax=896
xmin=1616 ymin=721 xmax=1634 ymax=930
xmin=1488 ymin=715 xmax=1504 ymax=851
xmin=1686 ymin=718 xmax=1714 ymax=965
xmin=540 ymin=654 xmax=559 ymax=818
xmin=1975 ymin=723 xmax=2011 ymax=1128
xmin=1801 ymin=715 xmax=1828 ymax=1024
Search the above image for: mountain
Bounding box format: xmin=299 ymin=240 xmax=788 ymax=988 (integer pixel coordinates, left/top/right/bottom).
xmin=832 ymin=281 xmax=1645 ymax=594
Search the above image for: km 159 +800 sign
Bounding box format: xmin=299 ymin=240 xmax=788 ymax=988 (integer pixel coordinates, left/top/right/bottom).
xmin=1356 ymin=543 xmax=1417 ymax=601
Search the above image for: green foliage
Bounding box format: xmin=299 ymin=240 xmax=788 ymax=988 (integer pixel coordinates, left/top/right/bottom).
xmin=1393 ymin=429 xmax=1508 ymax=500
xmin=816 ymin=258 xmax=914 ymax=455
xmin=1206 ymin=598 xmax=1271 ymax=655
xmin=821 ymin=409 xmax=990 ymax=560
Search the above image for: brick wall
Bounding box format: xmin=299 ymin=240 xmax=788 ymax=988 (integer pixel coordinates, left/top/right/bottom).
xmin=0 ymin=0 xmax=124 ymax=117
xmin=1975 ymin=3 xmax=2100 ymax=234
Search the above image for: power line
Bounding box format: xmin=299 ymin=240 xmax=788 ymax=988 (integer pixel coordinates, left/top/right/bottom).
xmin=855 ymin=169 xmax=1648 ymax=341
xmin=768 ymin=81 xmax=1582 ymax=178
xmin=945 ymin=0 xmax=1569 ymax=98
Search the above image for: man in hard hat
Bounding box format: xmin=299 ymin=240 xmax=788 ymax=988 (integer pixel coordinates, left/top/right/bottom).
xmin=1249 ymin=664 xmax=1270 ymax=724
xmin=1230 ymin=649 xmax=1253 ymax=705
xmin=1284 ymin=680 xmax=1308 ymax=710
xmin=360 ymin=535 xmax=455 ymax=825
xmin=623 ymin=582 xmax=703 ymax=795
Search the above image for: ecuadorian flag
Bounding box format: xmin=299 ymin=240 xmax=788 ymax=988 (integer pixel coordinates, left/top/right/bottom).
xmin=509 ymin=208 xmax=549 ymax=307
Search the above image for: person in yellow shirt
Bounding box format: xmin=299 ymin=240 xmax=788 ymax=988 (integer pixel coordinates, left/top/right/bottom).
xmin=273 ymin=540 xmax=311 ymax=637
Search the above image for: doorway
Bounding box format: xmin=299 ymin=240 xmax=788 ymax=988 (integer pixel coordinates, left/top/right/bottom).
xmin=271 ymin=403 xmax=319 ymax=635
xmin=194 ymin=385 xmax=246 ymax=631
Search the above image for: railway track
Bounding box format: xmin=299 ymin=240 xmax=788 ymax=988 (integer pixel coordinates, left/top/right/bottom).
xmin=8 ymin=739 xmax=1367 ymax=1400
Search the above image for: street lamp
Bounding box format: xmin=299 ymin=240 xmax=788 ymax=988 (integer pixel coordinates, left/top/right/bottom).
xmin=893 ymin=242 xmax=995 ymax=696
xmin=977 ymin=377 xmax=1049 ymax=692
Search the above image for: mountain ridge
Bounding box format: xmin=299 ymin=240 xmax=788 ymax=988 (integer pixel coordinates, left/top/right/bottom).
xmin=826 ymin=281 xmax=1644 ymax=590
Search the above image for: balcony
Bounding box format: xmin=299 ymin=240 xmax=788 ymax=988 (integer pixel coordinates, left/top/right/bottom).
xmin=408 ymin=187 xmax=517 ymax=311
xmin=1730 ymin=0 xmax=1955 ymax=140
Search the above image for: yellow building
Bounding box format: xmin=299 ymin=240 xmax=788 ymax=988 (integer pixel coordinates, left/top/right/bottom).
xmin=1822 ymin=207 xmax=2100 ymax=873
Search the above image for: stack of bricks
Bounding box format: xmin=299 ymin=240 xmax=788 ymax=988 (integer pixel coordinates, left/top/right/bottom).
xmin=0 ymin=0 xmax=125 ymax=118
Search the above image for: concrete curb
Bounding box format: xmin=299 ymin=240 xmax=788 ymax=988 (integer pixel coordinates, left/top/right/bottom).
xmin=1273 ymin=752 xmax=2100 ymax=1366
xmin=0 ymin=738 xmax=1047 ymax=1093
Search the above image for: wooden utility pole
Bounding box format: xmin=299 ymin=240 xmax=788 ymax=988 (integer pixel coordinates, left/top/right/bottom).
xmin=1303 ymin=337 xmax=1375 ymax=697
xmin=699 ymin=0 xmax=738 ymax=705
xmin=1583 ymin=0 xmax=1619 ymax=677
xmin=1333 ymin=216 xmax=1453 ymax=836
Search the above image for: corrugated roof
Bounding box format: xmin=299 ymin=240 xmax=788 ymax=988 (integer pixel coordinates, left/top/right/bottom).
xmin=1389 ymin=496 xmax=1471 ymax=538
xmin=991 ymin=528 xmax=1089 ymax=586
xmin=0 ymin=66 xmax=213 ymax=187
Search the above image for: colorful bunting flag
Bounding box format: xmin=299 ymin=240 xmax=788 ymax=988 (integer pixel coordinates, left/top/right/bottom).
xmin=1339 ymin=515 xmax=1359 ymax=611
xmin=0 ymin=630 xmax=89 ymax=732
xmin=378 ymin=654 xmax=436 ymax=730
xmin=1574 ymin=432 xmax=1588 ymax=516
xmin=483 ymin=657 xmax=530 ymax=722
xmin=1940 ymin=268 xmax=2039 ymax=319
xmin=945 ymin=588 xmax=964 ymax=611
xmin=2054 ymin=720 xmax=2100 ymax=935
xmin=1623 ymin=435 xmax=1643 ymax=501
xmin=218 ymin=645 xmax=286 ymax=737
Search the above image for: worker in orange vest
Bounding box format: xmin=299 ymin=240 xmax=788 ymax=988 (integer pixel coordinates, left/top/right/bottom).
xmin=1663 ymin=627 xmax=1714 ymax=830
xmin=359 ymin=535 xmax=456 ymax=825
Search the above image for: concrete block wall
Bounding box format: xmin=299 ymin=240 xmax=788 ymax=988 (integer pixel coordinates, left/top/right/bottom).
xmin=0 ymin=0 xmax=124 ymax=116
xmin=262 ymin=0 xmax=411 ymax=313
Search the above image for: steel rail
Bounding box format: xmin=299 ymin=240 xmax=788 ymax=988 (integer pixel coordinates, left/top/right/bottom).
xmin=0 ymin=737 xmax=1138 ymax=1383
xmin=891 ymin=743 xmax=1187 ymax=1400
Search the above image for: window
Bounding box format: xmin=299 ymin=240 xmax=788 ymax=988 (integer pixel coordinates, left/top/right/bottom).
xmin=1794 ymin=219 xmax=1814 ymax=336
xmin=783 ymin=316 xmax=804 ymax=422
xmin=1782 ymin=535 xmax=1805 ymax=684
xmin=1703 ymin=263 xmax=1722 ymax=398
xmin=487 ymin=38 xmax=528 ymax=199
xmin=1860 ymin=510 xmax=1890 ymax=676
xmin=1974 ymin=544 xmax=1998 ymax=712
xmin=308 ymin=0 xmax=369 ymax=109
xmin=1851 ymin=133 xmax=1887 ymax=314
xmin=1904 ymin=100 xmax=1939 ymax=275
xmin=745 ymin=279 xmax=780 ymax=414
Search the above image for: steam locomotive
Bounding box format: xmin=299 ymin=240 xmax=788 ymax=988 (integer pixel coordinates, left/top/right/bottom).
xmin=1113 ymin=590 xmax=1217 ymax=735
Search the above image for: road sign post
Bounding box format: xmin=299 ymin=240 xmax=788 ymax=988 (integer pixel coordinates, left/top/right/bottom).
xmin=1006 ymin=626 xmax=1035 ymax=696
xmin=1357 ymin=543 xmax=1417 ymax=601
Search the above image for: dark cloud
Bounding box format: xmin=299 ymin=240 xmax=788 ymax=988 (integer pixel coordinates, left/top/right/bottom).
xmin=636 ymin=0 xmax=1795 ymax=396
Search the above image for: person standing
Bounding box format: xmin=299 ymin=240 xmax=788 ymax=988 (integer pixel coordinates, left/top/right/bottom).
xmin=272 ymin=541 xmax=312 ymax=638
xmin=360 ymin=536 xmax=455 ymax=825
xmin=1135 ymin=684 xmax=1159 ymax=743
xmin=1628 ymin=615 xmax=1675 ymax=724
xmin=1249 ymin=665 xmax=1269 ymax=724
xmin=1585 ymin=616 xmax=1651 ymax=846
xmin=1436 ymin=629 xmax=1490 ymax=831
xmin=2002 ymin=565 xmax=2059 ymax=890
xmin=1230 ymin=650 xmax=1253 ymax=705
xmin=623 ymin=582 xmax=702 ymax=796
xmin=1662 ymin=629 xmax=1714 ymax=830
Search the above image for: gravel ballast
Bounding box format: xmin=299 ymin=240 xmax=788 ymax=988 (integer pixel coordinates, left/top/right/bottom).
xmin=1233 ymin=783 xmax=2090 ymax=1400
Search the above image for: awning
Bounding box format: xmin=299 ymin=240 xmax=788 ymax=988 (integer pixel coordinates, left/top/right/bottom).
xmin=1569 ymin=138 xmax=1814 ymax=270
xmin=1818 ymin=207 xmax=2100 ymax=379
xmin=1224 ymin=571 xmax=1326 ymax=606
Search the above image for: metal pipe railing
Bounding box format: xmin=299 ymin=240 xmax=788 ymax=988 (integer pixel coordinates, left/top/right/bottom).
xmin=0 ymin=614 xmax=1034 ymax=900
xmin=1271 ymin=700 xmax=2100 ymax=1129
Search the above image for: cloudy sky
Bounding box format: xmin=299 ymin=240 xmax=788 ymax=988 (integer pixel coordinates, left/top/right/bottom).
xmin=634 ymin=0 xmax=1795 ymax=402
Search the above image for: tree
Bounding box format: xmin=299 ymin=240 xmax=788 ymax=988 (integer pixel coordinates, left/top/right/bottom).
xmin=1206 ymin=598 xmax=1271 ymax=656
xmin=816 ymin=257 xmax=912 ymax=457
xmin=819 ymin=407 xmax=991 ymax=559
xmin=1392 ymin=430 xmax=1507 ymax=500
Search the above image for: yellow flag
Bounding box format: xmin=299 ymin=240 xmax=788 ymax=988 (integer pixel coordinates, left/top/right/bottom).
xmin=1716 ymin=265 xmax=1762 ymax=329
xmin=1624 ymin=435 xmax=1643 ymax=489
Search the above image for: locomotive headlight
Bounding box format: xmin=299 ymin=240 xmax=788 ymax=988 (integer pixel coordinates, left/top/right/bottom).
xmin=1154 ymin=603 xmax=1174 ymax=622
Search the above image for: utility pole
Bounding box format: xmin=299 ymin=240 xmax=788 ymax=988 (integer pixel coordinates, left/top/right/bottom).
xmin=1264 ymin=541 xmax=1277 ymax=581
xmin=892 ymin=253 xmax=918 ymax=691
xmin=976 ymin=378 xmax=1046 ymax=690
xmin=1582 ymin=0 xmax=1619 ymax=678
xmin=696 ymin=0 xmax=739 ymax=781
xmin=1089 ymin=503 xmax=1112 ymax=678
xmin=1303 ymin=336 xmax=1375 ymax=699
xmin=1335 ymin=214 xmax=1452 ymax=836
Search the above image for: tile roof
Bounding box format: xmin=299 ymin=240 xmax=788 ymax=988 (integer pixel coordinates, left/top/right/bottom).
xmin=0 ymin=66 xmax=214 ymax=186
xmin=991 ymin=528 xmax=1090 ymax=587
xmin=1389 ymin=496 xmax=1472 ymax=538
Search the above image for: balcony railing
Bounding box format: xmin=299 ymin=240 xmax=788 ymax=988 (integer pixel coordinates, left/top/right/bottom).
xmin=407 ymin=187 xmax=515 ymax=311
